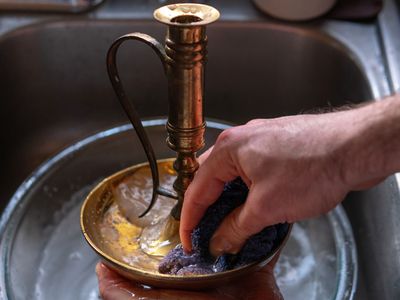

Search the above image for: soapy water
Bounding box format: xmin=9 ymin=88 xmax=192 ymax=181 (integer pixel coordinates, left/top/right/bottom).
xmin=32 ymin=185 xmax=337 ymax=300
xmin=33 ymin=186 xmax=99 ymax=300
xmin=275 ymin=219 xmax=337 ymax=299
xmin=114 ymin=164 xmax=177 ymax=228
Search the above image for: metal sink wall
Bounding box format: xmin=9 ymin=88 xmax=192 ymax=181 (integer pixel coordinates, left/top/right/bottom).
xmin=0 ymin=20 xmax=399 ymax=299
xmin=0 ymin=20 xmax=371 ymax=203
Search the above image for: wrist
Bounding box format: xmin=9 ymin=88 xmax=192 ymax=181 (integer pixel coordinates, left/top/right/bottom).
xmin=338 ymin=95 xmax=400 ymax=190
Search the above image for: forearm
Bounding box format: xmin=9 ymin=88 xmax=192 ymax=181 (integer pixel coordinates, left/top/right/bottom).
xmin=340 ymin=94 xmax=400 ymax=189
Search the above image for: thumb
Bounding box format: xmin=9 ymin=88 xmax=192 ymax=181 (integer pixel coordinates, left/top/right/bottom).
xmin=209 ymin=186 xmax=281 ymax=257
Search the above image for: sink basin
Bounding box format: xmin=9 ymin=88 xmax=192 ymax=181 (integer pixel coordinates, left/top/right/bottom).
xmin=1 ymin=19 xmax=399 ymax=299
xmin=0 ymin=20 xmax=372 ymax=205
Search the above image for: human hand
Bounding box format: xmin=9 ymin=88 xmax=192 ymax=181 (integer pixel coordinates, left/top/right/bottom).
xmin=96 ymin=256 xmax=283 ymax=300
xmin=180 ymin=104 xmax=391 ymax=256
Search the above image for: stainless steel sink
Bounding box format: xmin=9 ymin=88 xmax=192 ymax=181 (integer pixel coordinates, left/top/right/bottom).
xmin=0 ymin=20 xmax=373 ymax=205
xmin=1 ymin=5 xmax=400 ymax=299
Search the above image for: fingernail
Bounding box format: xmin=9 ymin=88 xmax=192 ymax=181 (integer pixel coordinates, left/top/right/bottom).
xmin=210 ymin=235 xmax=234 ymax=257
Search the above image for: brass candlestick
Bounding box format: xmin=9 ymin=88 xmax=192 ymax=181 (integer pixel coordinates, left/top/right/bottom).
xmin=107 ymin=3 xmax=219 ymax=220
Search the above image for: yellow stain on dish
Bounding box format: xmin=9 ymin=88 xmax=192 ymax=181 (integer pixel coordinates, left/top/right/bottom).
xmin=163 ymin=163 xmax=176 ymax=175
xmin=101 ymin=203 xmax=141 ymax=253
xmin=114 ymin=220 xmax=141 ymax=252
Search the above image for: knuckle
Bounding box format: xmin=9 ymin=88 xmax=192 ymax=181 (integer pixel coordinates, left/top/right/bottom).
xmin=216 ymin=128 xmax=238 ymax=145
xmin=246 ymin=118 xmax=263 ymax=126
xmin=228 ymin=207 xmax=258 ymax=240
xmin=242 ymin=206 xmax=264 ymax=232
xmin=228 ymin=213 xmax=248 ymax=242
xmin=189 ymin=195 xmax=207 ymax=209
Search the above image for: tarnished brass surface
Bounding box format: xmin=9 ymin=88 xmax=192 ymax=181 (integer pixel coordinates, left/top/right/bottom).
xmin=81 ymin=159 xmax=292 ymax=290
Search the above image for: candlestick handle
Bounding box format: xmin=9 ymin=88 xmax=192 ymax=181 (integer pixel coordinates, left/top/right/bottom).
xmin=107 ymin=33 xmax=178 ymax=218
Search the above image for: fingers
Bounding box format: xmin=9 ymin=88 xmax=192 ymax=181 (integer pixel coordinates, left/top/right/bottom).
xmin=209 ymin=186 xmax=282 ymax=257
xmin=96 ymin=263 xmax=221 ymax=300
xmin=96 ymin=263 xmax=136 ymax=300
xmin=180 ymin=147 xmax=237 ymax=252
xmin=180 ymin=172 xmax=226 ymax=252
xmin=209 ymin=202 xmax=264 ymax=256
xmin=97 ymin=263 xmax=282 ymax=300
